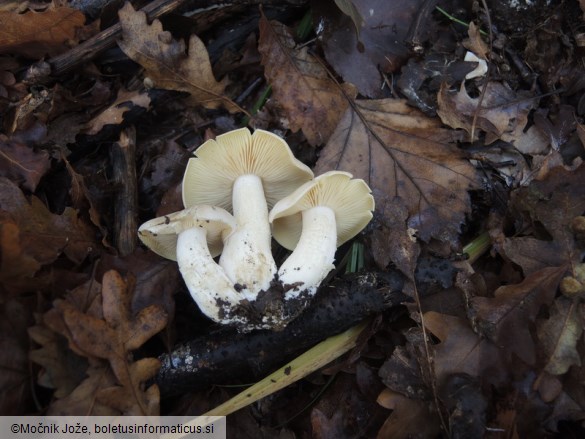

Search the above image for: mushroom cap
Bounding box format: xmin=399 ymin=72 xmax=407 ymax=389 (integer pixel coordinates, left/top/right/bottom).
xmin=182 ymin=128 xmax=313 ymax=211
xmin=138 ymin=205 xmax=236 ymax=261
xmin=269 ymin=171 xmax=375 ymax=250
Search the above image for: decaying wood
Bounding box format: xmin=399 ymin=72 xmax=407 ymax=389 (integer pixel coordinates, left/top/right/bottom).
xmin=47 ymin=0 xmax=308 ymax=77
xmin=111 ymin=126 xmax=138 ymax=256
xmin=156 ymin=271 xmax=407 ymax=397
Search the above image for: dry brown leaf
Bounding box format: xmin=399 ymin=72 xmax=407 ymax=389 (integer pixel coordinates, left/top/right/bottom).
xmin=315 ymin=98 xmax=479 ymax=253
xmin=437 ymin=82 xmax=535 ymax=144
xmin=47 ymin=366 xmax=118 ymax=416
xmin=0 ymin=178 xmax=96 ymax=291
xmin=0 ymin=6 xmax=85 ymax=58
xmin=43 ymin=271 xmax=167 ymax=415
xmin=0 ymin=136 xmax=50 ymax=191
xmin=537 ymin=297 xmax=583 ymax=376
xmin=84 ymin=88 xmax=151 ymax=135
xmin=423 ymin=311 xmax=506 ymax=386
xmin=28 ymin=323 xmax=88 ymax=398
xmin=376 ymin=389 xmax=440 ymax=439
xmin=502 ymin=164 xmax=585 ymax=275
xmin=470 ymin=266 xmax=567 ymax=365
xmin=258 ymin=15 xmax=354 ymax=146
xmin=463 ymin=22 xmax=489 ymax=60
xmin=117 ymin=3 xmax=238 ymax=112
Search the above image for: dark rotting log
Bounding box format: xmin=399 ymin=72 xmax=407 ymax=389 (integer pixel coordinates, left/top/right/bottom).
xmin=156 ymin=270 xmax=408 ymax=397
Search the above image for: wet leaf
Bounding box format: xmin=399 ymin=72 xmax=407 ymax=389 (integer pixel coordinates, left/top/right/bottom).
xmin=470 ymin=266 xmax=567 ymax=365
xmin=537 ymin=297 xmax=583 ymax=375
xmin=437 ymin=82 xmax=535 ymax=144
xmin=0 ymin=6 xmax=85 ymax=58
xmin=258 ymin=15 xmax=355 ymax=146
xmin=314 ymin=0 xmax=424 ymax=98
xmin=315 ymin=98 xmax=480 ymax=251
xmin=117 ymin=3 xmax=238 ymax=112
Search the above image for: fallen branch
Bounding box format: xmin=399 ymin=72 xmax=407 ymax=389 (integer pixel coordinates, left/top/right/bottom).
xmin=155 ymin=270 xmax=407 ymax=397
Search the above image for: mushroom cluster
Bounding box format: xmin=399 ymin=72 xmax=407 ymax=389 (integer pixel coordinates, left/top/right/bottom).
xmin=138 ymin=128 xmax=374 ymax=331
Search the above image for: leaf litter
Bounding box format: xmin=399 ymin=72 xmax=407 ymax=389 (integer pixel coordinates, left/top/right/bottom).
xmin=1 ymin=0 xmax=584 ymax=436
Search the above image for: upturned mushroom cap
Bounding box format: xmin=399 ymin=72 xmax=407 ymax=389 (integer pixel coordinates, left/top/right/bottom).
xmin=182 ymin=128 xmax=313 ymax=210
xmin=269 ymin=171 xmax=375 ymax=250
xmin=138 ymin=205 xmax=236 ymax=260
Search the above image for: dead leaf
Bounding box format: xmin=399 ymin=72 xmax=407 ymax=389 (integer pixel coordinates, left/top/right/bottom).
xmin=503 ymin=164 xmax=585 ymax=275
xmin=47 ymin=366 xmax=118 ymax=416
xmin=42 ymin=271 xmax=167 ymax=415
xmin=315 ymin=98 xmax=480 ymax=250
xmin=376 ymin=389 xmax=440 ymax=439
xmin=258 ymin=15 xmax=355 ymax=146
xmin=0 ymin=136 xmax=50 ymax=191
xmin=437 ymin=82 xmax=535 ymax=144
xmin=84 ymin=88 xmax=151 ymax=135
xmin=0 ymin=6 xmax=85 ymax=58
xmin=423 ymin=311 xmax=506 ymax=386
xmin=0 ymin=298 xmax=33 ymax=414
xmin=369 ymin=196 xmax=419 ymax=274
xmin=470 ymin=266 xmax=567 ymax=365
xmin=117 ymin=3 xmax=238 ymax=112
xmin=463 ymin=23 xmax=489 ymax=60
xmin=0 ymin=179 xmax=96 ymax=293
xmin=314 ymin=0 xmax=425 ymax=98
xmin=537 ymin=297 xmax=583 ymax=376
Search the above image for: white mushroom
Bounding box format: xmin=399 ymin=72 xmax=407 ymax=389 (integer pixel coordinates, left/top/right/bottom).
xmin=269 ymin=171 xmax=375 ymax=298
xmin=182 ymin=128 xmax=313 ymax=295
xmin=138 ymin=205 xmax=251 ymax=325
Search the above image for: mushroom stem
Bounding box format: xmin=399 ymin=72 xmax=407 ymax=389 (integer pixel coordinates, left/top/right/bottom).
xmin=177 ymin=228 xmax=252 ymax=324
xmin=220 ymin=174 xmax=277 ymax=294
xmin=278 ymin=206 xmax=337 ymax=298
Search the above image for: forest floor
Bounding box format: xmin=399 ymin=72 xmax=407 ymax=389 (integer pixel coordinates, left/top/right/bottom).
xmin=1 ymin=0 xmax=585 ymax=437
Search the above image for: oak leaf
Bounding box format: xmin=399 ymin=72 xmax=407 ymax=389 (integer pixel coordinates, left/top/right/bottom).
xmin=470 ymin=266 xmax=567 ymax=365
xmin=258 ymin=15 xmax=355 ymax=146
xmin=0 ymin=178 xmax=96 ymax=291
xmin=0 ymin=6 xmax=85 ymax=58
xmin=502 ymin=164 xmax=585 ymax=275
xmin=117 ymin=3 xmax=238 ymax=112
xmin=314 ymin=98 xmax=480 ymax=258
xmin=84 ymin=88 xmax=151 ymax=135
xmin=437 ymin=82 xmax=535 ymax=144
xmin=423 ymin=311 xmax=506 ymax=386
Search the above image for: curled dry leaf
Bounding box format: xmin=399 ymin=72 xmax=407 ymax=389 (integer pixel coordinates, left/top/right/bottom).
xmin=117 ymin=3 xmax=238 ymax=112
xmin=437 ymin=82 xmax=535 ymax=144
xmin=315 ymin=98 xmax=480 ymax=252
xmin=0 ymin=6 xmax=85 ymax=58
xmin=258 ymin=15 xmax=355 ymax=146
xmin=84 ymin=88 xmax=151 ymax=135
